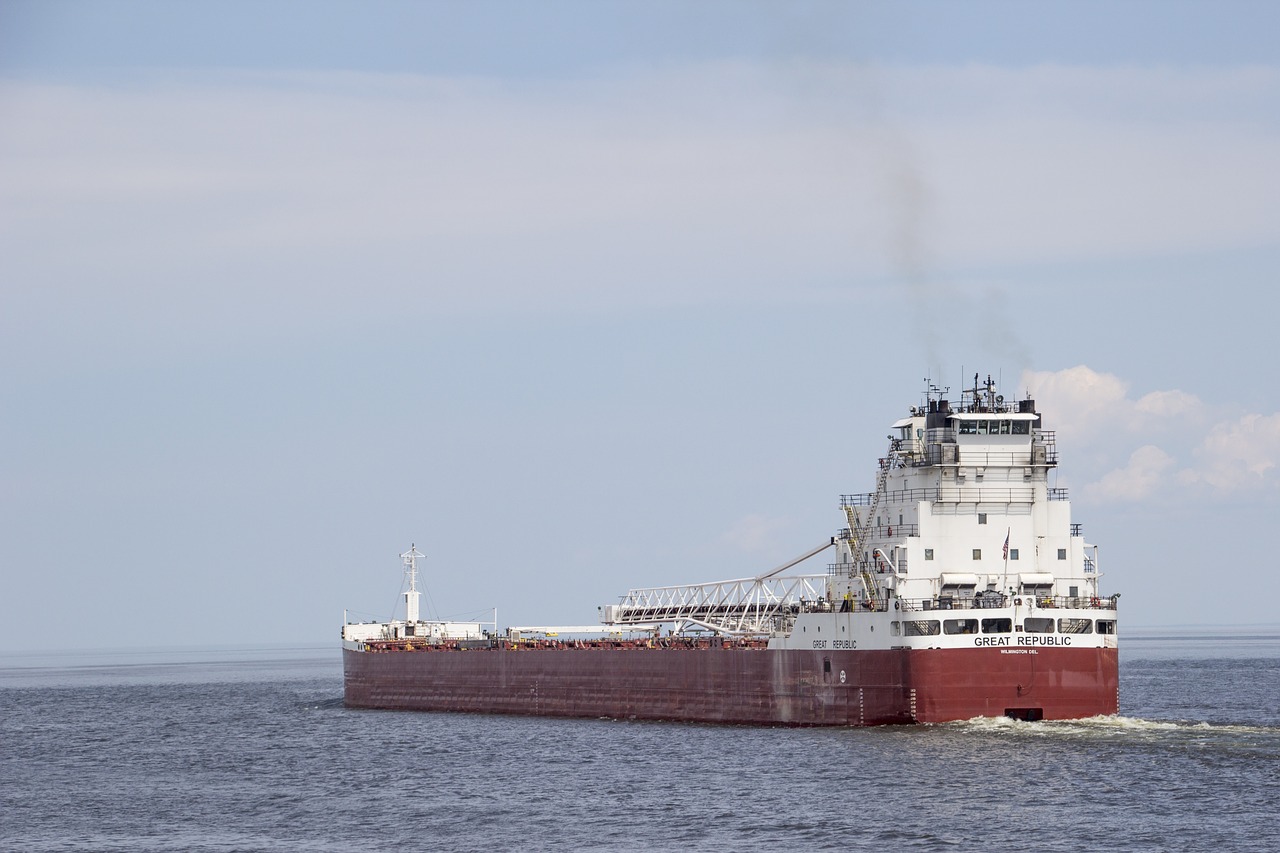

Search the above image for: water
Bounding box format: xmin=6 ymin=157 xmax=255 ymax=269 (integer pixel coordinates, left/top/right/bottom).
xmin=3 ymin=631 xmax=1278 ymax=852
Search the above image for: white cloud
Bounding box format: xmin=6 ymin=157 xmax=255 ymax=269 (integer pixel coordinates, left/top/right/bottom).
xmin=1025 ymin=366 xmax=1280 ymax=501
xmin=1021 ymin=365 xmax=1132 ymax=441
xmin=1134 ymin=390 xmax=1202 ymax=419
xmin=1086 ymin=445 xmax=1175 ymax=503
xmin=3 ymin=63 xmax=1278 ymax=325
xmin=1021 ymin=365 xmax=1204 ymax=443
xmin=1184 ymin=412 xmax=1280 ymax=492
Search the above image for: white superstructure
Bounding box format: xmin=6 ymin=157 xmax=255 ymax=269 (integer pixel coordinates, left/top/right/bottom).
xmin=604 ymin=375 xmax=1119 ymax=653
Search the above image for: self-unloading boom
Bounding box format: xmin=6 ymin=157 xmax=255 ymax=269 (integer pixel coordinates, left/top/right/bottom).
xmin=600 ymin=540 xmax=835 ymax=635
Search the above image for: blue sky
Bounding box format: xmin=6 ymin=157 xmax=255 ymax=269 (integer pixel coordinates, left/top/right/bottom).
xmin=2 ymin=1 xmax=1278 ymax=650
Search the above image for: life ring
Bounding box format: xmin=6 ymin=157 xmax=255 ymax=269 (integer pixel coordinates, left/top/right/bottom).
xmin=1091 ymin=597 xmax=1101 ymax=608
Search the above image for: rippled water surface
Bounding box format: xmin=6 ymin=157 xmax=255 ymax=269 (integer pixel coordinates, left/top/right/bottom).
xmin=3 ymin=631 xmax=1278 ymax=851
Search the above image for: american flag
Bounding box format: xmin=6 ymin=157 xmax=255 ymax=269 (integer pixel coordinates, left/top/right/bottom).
xmin=1002 ymin=530 xmax=1010 ymax=560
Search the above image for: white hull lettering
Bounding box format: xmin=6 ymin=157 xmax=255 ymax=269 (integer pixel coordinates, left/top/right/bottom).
xmin=1017 ymin=635 xmax=1072 ymax=647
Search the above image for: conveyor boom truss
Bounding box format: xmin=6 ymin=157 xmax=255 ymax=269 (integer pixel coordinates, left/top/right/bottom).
xmin=607 ymin=541 xmax=834 ymax=636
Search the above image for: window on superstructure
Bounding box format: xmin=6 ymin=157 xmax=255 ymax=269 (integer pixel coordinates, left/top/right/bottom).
xmin=891 ymin=621 xmax=901 ymax=636
xmin=1000 ymin=420 xmax=1012 ymax=435
xmin=978 ymin=513 xmax=987 ymax=524
xmin=1058 ymin=619 xmax=1093 ymax=634
xmin=1096 ymin=620 xmax=1117 ymax=635
xmin=959 ymin=420 xmax=977 ymax=435
xmin=981 ymin=618 xmax=1012 ymax=633
xmin=903 ymin=620 xmax=941 ymax=636
xmin=1024 ymin=618 xmax=1054 ymax=633
xmin=924 ymin=549 xmax=934 ymax=560
xmin=976 ymin=421 xmax=990 ymax=435
xmin=1012 ymin=421 xmax=1029 ymax=435
xmin=1058 ymin=548 xmax=1067 ymax=560
xmin=1009 ymin=549 xmax=1019 ymax=560
xmin=944 ymin=619 xmax=978 ymax=635
xmin=972 ymin=549 xmax=982 ymax=560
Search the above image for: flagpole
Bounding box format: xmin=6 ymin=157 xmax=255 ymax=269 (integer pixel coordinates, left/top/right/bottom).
xmin=1002 ymin=528 xmax=1011 ymax=602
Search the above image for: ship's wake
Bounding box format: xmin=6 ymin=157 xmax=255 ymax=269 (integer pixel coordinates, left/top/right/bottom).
xmin=945 ymin=713 xmax=1280 ymax=743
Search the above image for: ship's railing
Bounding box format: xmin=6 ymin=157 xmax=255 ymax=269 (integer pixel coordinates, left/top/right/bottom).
xmin=935 ymin=485 xmax=1036 ymax=504
xmin=894 ymin=594 xmax=1119 ymax=612
xmin=1035 ymin=430 xmax=1058 ymax=461
xmin=843 ymin=489 xmax=935 ymax=507
xmin=836 ymin=523 xmax=920 ymax=542
xmin=955 ymin=450 xmax=1039 ymax=467
xmin=843 ymin=486 xmax=1064 ymax=507
xmin=608 ymin=574 xmax=828 ymax=635
xmin=360 ymin=636 xmax=776 ymax=652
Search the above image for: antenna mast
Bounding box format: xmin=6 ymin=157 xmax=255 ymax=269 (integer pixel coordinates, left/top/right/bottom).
xmin=401 ymin=544 xmax=424 ymax=624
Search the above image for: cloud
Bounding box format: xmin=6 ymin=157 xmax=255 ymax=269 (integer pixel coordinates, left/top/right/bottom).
xmin=1086 ymin=445 xmax=1175 ymax=503
xmin=3 ymin=63 xmax=1279 ymax=390
xmin=1025 ymin=365 xmax=1280 ymax=501
xmin=1134 ymin=389 xmax=1202 ymax=419
xmin=3 ymin=63 xmax=1278 ymax=316
xmin=1021 ymin=365 xmax=1204 ymax=443
xmin=1021 ymin=366 xmax=1132 ymax=440
xmin=1183 ymin=412 xmax=1280 ymax=492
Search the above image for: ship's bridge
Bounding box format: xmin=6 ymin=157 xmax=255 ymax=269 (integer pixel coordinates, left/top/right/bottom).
xmin=953 ymin=413 xmax=1036 ymax=436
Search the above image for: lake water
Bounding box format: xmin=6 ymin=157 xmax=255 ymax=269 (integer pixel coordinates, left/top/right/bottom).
xmin=3 ymin=629 xmax=1278 ymax=851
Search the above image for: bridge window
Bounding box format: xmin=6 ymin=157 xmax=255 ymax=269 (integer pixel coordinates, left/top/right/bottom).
xmin=944 ymin=619 xmax=978 ymax=635
xmin=982 ymin=618 xmax=1012 ymax=633
xmin=959 ymin=420 xmax=977 ymax=435
xmin=1012 ymin=421 xmax=1030 ymax=435
xmin=1024 ymin=618 xmax=1054 ymax=633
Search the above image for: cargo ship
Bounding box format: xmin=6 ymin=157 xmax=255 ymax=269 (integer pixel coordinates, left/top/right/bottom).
xmin=343 ymin=375 xmax=1119 ymax=725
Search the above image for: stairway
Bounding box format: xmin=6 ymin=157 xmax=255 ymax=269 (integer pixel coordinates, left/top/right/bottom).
xmin=843 ymin=439 xmax=896 ymax=610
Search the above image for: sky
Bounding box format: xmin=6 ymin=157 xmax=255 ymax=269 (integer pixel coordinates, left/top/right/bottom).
xmin=2 ymin=0 xmax=1279 ymax=650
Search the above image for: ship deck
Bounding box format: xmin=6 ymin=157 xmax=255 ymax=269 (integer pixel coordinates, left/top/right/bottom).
xmin=359 ymin=636 xmax=772 ymax=653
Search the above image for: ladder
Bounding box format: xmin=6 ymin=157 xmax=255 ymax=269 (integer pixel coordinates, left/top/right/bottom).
xmin=843 ymin=438 xmax=896 ymax=609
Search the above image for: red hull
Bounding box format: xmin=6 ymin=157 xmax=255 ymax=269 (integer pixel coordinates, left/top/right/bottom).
xmin=343 ymin=645 xmax=1118 ymax=726
xmin=906 ymin=647 xmax=1119 ymax=723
